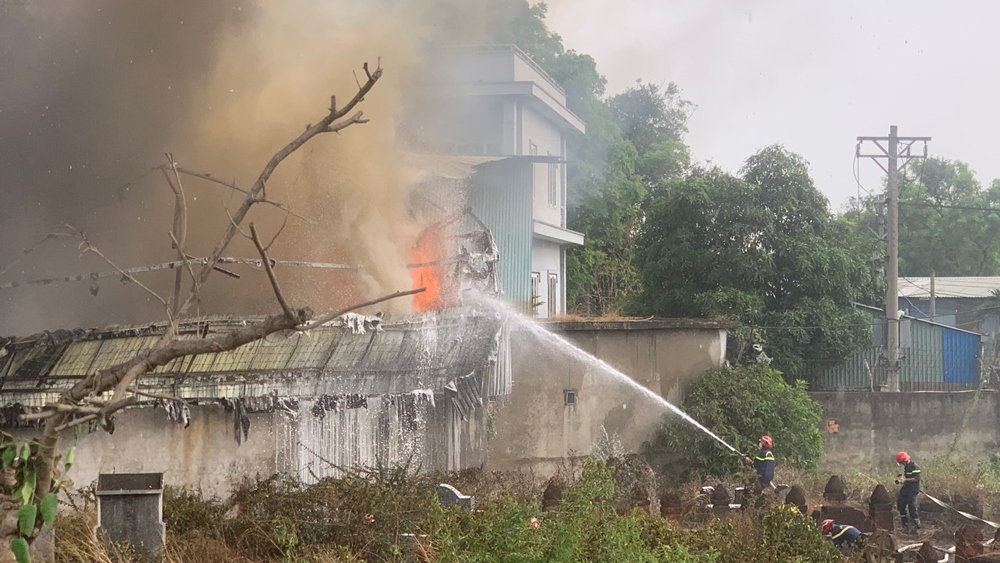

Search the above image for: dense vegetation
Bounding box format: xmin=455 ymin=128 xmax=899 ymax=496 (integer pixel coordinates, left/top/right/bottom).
xmin=643 ymin=364 xmax=825 ymax=484
xmin=56 ymin=462 xmax=841 ymax=563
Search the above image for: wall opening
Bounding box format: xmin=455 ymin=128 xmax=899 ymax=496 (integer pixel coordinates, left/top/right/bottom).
xmin=563 ymin=389 xmax=577 ymax=406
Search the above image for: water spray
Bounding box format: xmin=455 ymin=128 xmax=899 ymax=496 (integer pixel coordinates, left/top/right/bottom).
xmin=476 ymin=295 xmax=748 ymax=459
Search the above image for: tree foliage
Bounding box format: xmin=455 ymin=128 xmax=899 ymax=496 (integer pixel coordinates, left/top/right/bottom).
xmin=642 ymin=364 xmax=825 ymax=484
xmin=633 ymin=146 xmax=883 ymax=377
xmin=853 ymin=157 xmax=1000 ymax=276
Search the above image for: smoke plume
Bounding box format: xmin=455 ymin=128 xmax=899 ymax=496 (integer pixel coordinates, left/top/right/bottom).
xmin=0 ymin=0 xmax=521 ymax=335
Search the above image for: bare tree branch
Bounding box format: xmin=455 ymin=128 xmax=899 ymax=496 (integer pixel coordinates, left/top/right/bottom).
xmin=164 ymin=153 xmax=190 ymax=320
xmin=170 ymin=166 xmax=312 ymax=222
xmin=298 ymin=287 xmax=426 ymax=332
xmin=72 ymin=227 xmax=169 ymax=309
xmin=250 ymin=223 xmax=296 ymax=320
xmin=194 ymin=61 xmax=382 ymax=288
xmin=34 ymin=58 xmax=386 ymax=510
xmin=264 ymin=212 xmax=290 ymax=252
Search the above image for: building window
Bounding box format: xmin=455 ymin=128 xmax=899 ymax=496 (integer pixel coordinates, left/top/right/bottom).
xmin=529 ymin=141 xmax=538 ymax=156
xmin=548 ymin=273 xmax=558 ymax=317
xmin=547 ymin=152 xmax=557 ymax=207
xmin=531 ymin=272 xmax=542 ymax=314
xmin=564 ymin=389 xmax=578 ymax=406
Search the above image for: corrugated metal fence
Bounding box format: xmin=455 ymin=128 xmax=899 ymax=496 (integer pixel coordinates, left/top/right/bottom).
xmin=815 ymin=310 xmax=982 ymax=391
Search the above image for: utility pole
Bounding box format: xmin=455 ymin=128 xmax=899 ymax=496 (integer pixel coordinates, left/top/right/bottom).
xmin=857 ymin=126 xmax=931 ymax=392
xmin=930 ymin=270 xmax=936 ymax=322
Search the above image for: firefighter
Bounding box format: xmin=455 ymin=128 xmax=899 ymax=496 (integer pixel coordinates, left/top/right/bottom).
xmin=821 ymin=519 xmax=861 ymax=554
xmin=753 ymin=435 xmax=776 ymax=490
xmin=895 ymin=451 xmax=921 ymax=532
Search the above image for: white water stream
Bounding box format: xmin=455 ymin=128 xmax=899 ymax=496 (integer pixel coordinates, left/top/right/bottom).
xmin=481 ymin=296 xmax=746 ymax=459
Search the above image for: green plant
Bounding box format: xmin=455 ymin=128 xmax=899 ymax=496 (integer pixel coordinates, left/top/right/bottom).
xmin=642 ymin=364 xmax=824 ymax=484
xmin=1 ymin=431 xmax=76 ymax=563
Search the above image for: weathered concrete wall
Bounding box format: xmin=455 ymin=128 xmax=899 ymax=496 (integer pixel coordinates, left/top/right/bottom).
xmin=813 ymin=391 xmax=1000 ymax=472
xmin=487 ymin=320 xmax=727 ymax=475
xmin=11 ymin=406 xmax=278 ymax=498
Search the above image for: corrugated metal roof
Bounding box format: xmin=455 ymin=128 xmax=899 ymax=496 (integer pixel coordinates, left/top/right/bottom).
xmin=406 ymin=153 xmax=508 ymax=181
xmin=0 ymin=308 xmax=507 ymax=407
xmin=899 ymin=277 xmax=1000 ymax=299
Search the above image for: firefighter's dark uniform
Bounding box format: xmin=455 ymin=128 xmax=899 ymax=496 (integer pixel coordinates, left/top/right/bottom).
xmin=753 ymin=447 xmax=775 ymax=489
xmin=830 ymin=524 xmax=861 ymax=553
xmin=898 ymin=460 xmax=921 ymax=529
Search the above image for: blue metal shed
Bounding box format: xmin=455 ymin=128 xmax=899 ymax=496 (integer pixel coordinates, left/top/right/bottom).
xmin=815 ymin=305 xmax=982 ymax=391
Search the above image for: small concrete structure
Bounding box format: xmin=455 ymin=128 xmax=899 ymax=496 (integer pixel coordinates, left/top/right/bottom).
xmin=869 ymin=484 xmax=895 ymax=532
xmin=96 ymin=473 xmax=165 ymax=561
xmin=784 ymin=485 xmax=808 ymax=515
xmin=437 ymin=484 xmax=474 ymax=510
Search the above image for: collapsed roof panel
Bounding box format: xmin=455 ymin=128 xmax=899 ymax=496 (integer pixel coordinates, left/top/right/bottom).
xmin=0 ymin=308 xmax=508 ymax=409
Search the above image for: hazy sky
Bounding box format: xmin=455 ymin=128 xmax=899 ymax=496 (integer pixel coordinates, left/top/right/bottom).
xmin=546 ymin=0 xmax=1000 ymax=209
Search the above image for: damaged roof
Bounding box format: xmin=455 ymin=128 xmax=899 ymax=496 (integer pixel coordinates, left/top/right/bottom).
xmin=0 ymin=308 xmax=508 ymax=408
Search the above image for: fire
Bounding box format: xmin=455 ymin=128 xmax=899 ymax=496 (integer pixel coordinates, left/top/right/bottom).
xmin=410 ymin=226 xmax=446 ymax=312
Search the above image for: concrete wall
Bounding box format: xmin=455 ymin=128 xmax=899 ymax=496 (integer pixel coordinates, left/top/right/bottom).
xmin=487 ymin=321 xmax=728 ymax=475
xmin=12 ymin=406 xmax=279 ymax=498
xmin=813 ymin=391 xmax=1000 ymax=473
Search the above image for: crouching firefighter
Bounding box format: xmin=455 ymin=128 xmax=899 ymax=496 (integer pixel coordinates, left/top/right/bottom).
xmin=821 ymin=519 xmax=861 ymax=554
xmin=753 ymin=435 xmax=775 ymax=491
xmin=895 ymin=451 xmax=921 ymax=532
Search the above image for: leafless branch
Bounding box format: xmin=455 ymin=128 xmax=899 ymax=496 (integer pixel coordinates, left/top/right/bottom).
xmin=72 ymin=227 xmax=168 ymax=309
xmin=169 ymin=166 xmax=312 ymax=222
xmin=34 ymin=59 xmax=385 ymax=506
xmin=250 ymin=223 xmax=296 ymax=320
xmin=298 ymin=287 xmax=426 ymax=332
xmin=222 ymin=199 xmax=252 ymax=241
xmin=265 ymin=213 xmax=290 ymax=252
xmin=128 ymin=388 xmax=184 ymax=402
xmin=325 ymin=111 xmax=369 ymax=134
xmin=164 ymin=153 xmax=190 ymax=319
xmin=53 ymin=415 xmax=97 ymax=433
xmin=194 ymin=61 xmax=383 ymax=288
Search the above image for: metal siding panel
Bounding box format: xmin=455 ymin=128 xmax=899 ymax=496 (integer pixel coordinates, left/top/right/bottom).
xmin=468 ymin=161 xmax=533 ymax=309
xmin=943 ymin=329 xmax=981 ymax=385
xmin=901 ymin=320 xmax=943 ymax=388
xmin=815 ymin=347 xmax=876 ymax=390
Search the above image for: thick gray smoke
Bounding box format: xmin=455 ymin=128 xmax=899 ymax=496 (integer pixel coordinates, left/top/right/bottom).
xmin=0 ymin=0 xmax=525 ymax=336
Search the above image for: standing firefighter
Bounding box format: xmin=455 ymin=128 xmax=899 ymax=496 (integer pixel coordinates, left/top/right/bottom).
xmin=821 ymin=519 xmax=861 ymax=554
xmin=895 ymin=451 xmax=921 ymax=532
xmin=753 ymin=435 xmax=776 ymax=490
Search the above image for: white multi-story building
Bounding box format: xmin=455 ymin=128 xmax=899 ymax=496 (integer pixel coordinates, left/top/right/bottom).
xmin=406 ymin=45 xmax=586 ymax=317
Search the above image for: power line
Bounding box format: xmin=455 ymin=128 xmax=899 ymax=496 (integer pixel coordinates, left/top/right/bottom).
xmin=899 ymin=201 xmax=1000 ymax=213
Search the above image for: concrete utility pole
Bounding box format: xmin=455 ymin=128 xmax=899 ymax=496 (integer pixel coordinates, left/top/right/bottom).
xmin=930 ymin=270 xmax=936 ymax=321
xmin=857 ymin=126 xmax=931 ymax=392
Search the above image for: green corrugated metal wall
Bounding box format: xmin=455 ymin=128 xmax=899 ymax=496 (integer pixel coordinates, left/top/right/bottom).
xmin=816 ymin=307 xmax=979 ymax=391
xmin=901 ymin=318 xmax=944 ymax=387
xmin=468 ymin=161 xmax=534 ymax=308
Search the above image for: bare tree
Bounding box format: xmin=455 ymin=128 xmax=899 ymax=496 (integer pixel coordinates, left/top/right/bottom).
xmin=0 ymin=61 xmax=423 ymax=549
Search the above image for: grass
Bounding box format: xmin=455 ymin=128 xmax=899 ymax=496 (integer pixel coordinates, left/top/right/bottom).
xmin=51 ymin=461 xmax=843 ymax=563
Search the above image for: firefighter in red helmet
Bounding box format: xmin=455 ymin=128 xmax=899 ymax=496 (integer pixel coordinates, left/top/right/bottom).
xmin=753 ymin=435 xmax=775 ymax=489
xmin=895 ymin=451 xmax=921 ymax=532
xmin=822 ymin=518 xmax=861 ymax=554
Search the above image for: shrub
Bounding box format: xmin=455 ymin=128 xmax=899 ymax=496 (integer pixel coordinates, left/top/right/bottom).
xmin=643 ymin=364 xmax=824 ymax=483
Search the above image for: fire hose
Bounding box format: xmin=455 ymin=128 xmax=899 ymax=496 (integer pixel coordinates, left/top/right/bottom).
xmin=919 ymin=490 xmax=1000 ymax=529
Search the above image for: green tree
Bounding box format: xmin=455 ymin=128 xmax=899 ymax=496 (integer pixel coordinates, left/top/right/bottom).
xmin=642 ymin=364 xmax=824 ymax=484
xmin=633 ymin=146 xmax=883 ymax=378
xmin=897 ymin=158 xmax=1000 ymax=276
xmin=852 ymin=157 xmax=1000 ymax=276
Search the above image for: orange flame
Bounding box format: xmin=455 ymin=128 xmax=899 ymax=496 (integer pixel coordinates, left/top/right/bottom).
xmin=410 ymin=226 xmax=446 ymax=312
